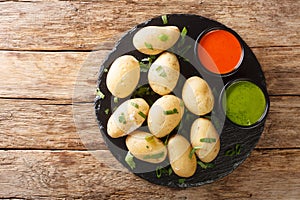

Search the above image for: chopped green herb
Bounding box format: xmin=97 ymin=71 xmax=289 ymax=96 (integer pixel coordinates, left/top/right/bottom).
xmin=146 ymin=145 xmax=149 ymax=149
xmin=104 ymin=68 xmax=108 ymax=72
xmin=181 ymin=27 xmax=188 ymax=38
xmin=133 ymin=86 xmax=151 ymax=97
xmin=189 ymin=146 xmax=202 ymax=159
xmin=140 ymin=62 xmax=151 ymax=72
xmin=143 ymin=151 xmax=164 ymax=160
xmin=197 ymin=161 xmax=215 ymax=169
xmin=149 ymin=55 xmax=156 ymax=60
xmin=156 ymin=66 xmax=167 ymax=78
xmin=156 ymin=166 xmax=172 ymax=178
xmin=161 ymin=15 xmax=168 ymax=24
xmin=145 ymin=135 xmax=154 ymax=143
xmin=140 ymin=56 xmax=156 ymax=72
xmin=138 ymin=111 xmax=147 ymax=119
xmin=156 ymin=166 xmax=162 ymax=178
xmin=177 ymin=27 xmax=188 ymax=49
xmin=235 ymin=144 xmax=241 ymax=155
xmin=178 ymin=178 xmax=186 ymax=184
xmin=203 ymin=115 xmax=212 ymax=120
xmin=130 ymin=102 xmax=139 ymax=109
xmin=225 ymin=149 xmax=236 ymax=156
xmin=168 ymin=167 xmax=173 ymax=175
xmin=144 ymin=42 xmax=153 ymax=50
xmin=200 ymin=138 xmax=216 ymax=143
xmin=164 ymin=134 xmax=170 ymax=145
xmin=163 ymin=108 xmax=179 ymax=115
xmin=125 ymin=151 xmax=136 ymax=170
xmin=114 ymin=97 xmax=119 ymax=103
xmin=104 ymin=108 xmax=109 ymax=115
xmin=118 ymin=112 xmax=126 ymax=124
xmin=158 ymin=33 xmax=169 ymax=42
xmin=96 ymin=88 xmax=105 ymax=99
xmin=159 ymin=71 xmax=167 ymax=78
xmin=156 ymin=66 xmax=163 ymax=72
xmin=225 ymin=144 xmax=242 ymax=156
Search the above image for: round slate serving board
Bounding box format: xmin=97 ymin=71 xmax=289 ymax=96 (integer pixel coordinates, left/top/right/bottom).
xmin=94 ymin=14 xmax=270 ymax=188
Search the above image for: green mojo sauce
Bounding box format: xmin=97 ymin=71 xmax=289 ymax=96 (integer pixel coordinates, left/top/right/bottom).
xmin=223 ymin=81 xmax=266 ymax=126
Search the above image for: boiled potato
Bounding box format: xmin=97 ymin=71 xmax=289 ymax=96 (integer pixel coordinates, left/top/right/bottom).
xmin=190 ymin=118 xmax=220 ymax=163
xmin=107 ymin=98 xmax=149 ymax=138
xmin=126 ymin=130 xmax=167 ymax=163
xmin=133 ymin=26 xmax=180 ymax=55
xmin=148 ymin=52 xmax=180 ymax=95
xmin=106 ymin=55 xmax=140 ymax=98
xmin=182 ymin=76 xmax=214 ymax=115
xmin=168 ymin=134 xmax=197 ymax=178
xmin=148 ymin=95 xmax=184 ymax=138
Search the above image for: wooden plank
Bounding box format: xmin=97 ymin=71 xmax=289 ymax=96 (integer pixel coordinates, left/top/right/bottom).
xmin=257 ymin=96 xmax=300 ymax=149
xmin=253 ymin=47 xmax=300 ymax=96
xmin=0 ymin=47 xmax=299 ymax=101
xmin=0 ymin=0 xmax=299 ymax=51
xmin=0 ymin=149 xmax=299 ymax=199
xmin=0 ymin=96 xmax=299 ymax=150
xmin=0 ymin=50 xmax=105 ymax=100
xmin=0 ymin=99 xmax=104 ymax=150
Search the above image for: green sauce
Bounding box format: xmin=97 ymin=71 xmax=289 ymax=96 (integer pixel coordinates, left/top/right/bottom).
xmin=223 ymin=81 xmax=266 ymax=126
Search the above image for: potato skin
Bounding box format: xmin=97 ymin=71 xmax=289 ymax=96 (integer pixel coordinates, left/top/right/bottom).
xmin=125 ymin=131 xmax=167 ymax=163
xmin=133 ymin=26 xmax=180 ymax=55
xmin=106 ymin=55 xmax=140 ymax=98
xmin=107 ymin=98 xmax=149 ymax=138
xmin=182 ymin=76 xmax=214 ymax=115
xmin=168 ymin=134 xmax=197 ymax=178
xmin=190 ymin=118 xmax=220 ymax=163
xmin=148 ymin=95 xmax=184 ymax=138
xmin=148 ymin=52 xmax=180 ymax=95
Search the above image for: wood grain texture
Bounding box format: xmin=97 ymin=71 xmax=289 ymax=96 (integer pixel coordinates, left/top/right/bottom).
xmin=0 ymin=149 xmax=299 ymax=199
xmin=0 ymin=96 xmax=299 ymax=150
xmin=0 ymin=0 xmax=299 ymax=199
xmin=0 ymin=47 xmax=299 ymax=101
xmin=0 ymin=0 xmax=299 ymax=51
xmin=0 ymin=99 xmax=103 ymax=150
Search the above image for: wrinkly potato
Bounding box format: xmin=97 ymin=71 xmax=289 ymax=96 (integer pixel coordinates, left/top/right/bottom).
xmin=182 ymin=76 xmax=214 ymax=115
xmin=107 ymin=98 xmax=149 ymax=138
xmin=125 ymin=130 xmax=167 ymax=163
xmin=148 ymin=52 xmax=180 ymax=95
xmin=106 ymin=55 xmax=140 ymax=98
xmin=190 ymin=118 xmax=220 ymax=163
xmin=133 ymin=26 xmax=180 ymax=55
xmin=168 ymin=134 xmax=197 ymax=178
xmin=148 ymin=95 xmax=184 ymax=138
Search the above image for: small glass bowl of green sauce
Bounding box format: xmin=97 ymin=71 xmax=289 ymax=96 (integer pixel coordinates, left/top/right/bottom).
xmin=221 ymin=79 xmax=269 ymax=127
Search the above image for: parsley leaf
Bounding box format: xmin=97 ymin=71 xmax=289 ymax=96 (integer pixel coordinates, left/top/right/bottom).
xmin=118 ymin=112 xmax=126 ymax=124
xmin=200 ymin=138 xmax=216 ymax=143
xmin=144 ymin=42 xmax=153 ymax=50
xmin=96 ymin=88 xmax=105 ymax=99
xmin=158 ymin=33 xmax=168 ymax=41
xmin=125 ymin=151 xmax=136 ymax=170
xmin=161 ymin=15 xmax=168 ymax=24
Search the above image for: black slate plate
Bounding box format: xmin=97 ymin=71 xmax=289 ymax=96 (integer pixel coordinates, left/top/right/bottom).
xmin=94 ymin=14 xmax=270 ymax=188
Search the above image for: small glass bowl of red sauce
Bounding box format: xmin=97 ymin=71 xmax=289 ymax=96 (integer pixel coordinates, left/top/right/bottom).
xmin=195 ymin=28 xmax=244 ymax=76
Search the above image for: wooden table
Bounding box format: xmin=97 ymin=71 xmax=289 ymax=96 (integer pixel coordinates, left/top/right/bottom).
xmin=0 ymin=0 xmax=299 ymax=199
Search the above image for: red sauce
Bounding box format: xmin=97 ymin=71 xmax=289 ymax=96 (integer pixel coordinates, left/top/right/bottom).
xmin=197 ymin=29 xmax=243 ymax=74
